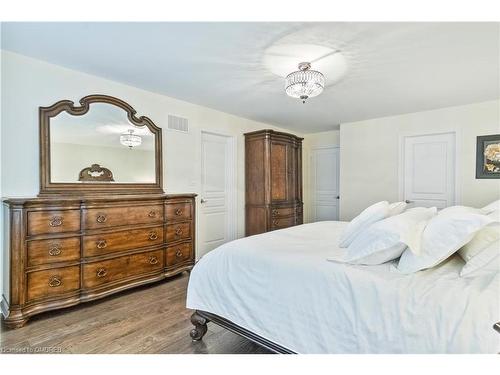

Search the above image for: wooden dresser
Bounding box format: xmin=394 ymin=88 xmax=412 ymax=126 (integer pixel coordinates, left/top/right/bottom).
xmin=245 ymin=129 xmax=303 ymax=236
xmin=1 ymin=95 xmax=198 ymax=328
xmin=2 ymin=194 xmax=195 ymax=328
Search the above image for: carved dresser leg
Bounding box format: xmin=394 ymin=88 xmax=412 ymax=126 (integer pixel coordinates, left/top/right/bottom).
xmin=190 ymin=311 xmax=209 ymax=341
xmin=2 ymin=316 xmax=29 ymax=329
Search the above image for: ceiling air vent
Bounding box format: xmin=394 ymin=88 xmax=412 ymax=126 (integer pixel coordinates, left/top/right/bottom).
xmin=167 ymin=114 xmax=189 ymax=133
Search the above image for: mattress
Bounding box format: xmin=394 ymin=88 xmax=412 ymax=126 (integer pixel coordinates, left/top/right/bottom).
xmin=186 ymin=221 xmax=500 ymax=353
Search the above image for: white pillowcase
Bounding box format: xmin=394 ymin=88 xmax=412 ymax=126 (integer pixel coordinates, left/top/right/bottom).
xmin=338 ymin=201 xmax=390 ymax=248
xmin=460 ymin=239 xmax=500 ymax=277
xmin=438 ymin=205 xmax=484 ymax=216
xmin=458 ymin=210 xmax=500 ymax=277
xmin=482 ymin=199 xmax=500 ymax=214
xmin=340 ymin=207 xmax=436 ymax=265
xmin=397 ymin=211 xmax=494 ymax=273
xmin=388 ymin=201 xmax=407 ymax=216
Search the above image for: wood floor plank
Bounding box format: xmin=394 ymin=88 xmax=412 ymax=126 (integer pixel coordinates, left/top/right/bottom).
xmin=0 ymin=273 xmax=271 ymax=354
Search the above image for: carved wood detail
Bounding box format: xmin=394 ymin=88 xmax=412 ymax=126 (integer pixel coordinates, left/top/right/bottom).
xmin=78 ymin=164 xmax=115 ymax=182
xmin=190 ymin=311 xmax=209 ymax=341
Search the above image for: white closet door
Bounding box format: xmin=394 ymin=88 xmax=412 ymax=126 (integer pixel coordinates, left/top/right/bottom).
xmin=199 ymin=132 xmax=235 ymax=258
xmin=311 ymin=147 xmax=340 ymax=221
xmin=402 ymin=132 xmax=456 ymax=209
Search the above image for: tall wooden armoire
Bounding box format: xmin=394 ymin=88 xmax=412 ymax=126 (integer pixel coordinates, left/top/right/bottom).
xmin=245 ymin=129 xmax=303 ymax=236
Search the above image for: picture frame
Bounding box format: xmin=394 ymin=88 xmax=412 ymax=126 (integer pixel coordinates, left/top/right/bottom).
xmin=476 ymin=134 xmax=500 ymax=179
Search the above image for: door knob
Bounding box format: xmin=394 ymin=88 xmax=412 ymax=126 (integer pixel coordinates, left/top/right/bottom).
xmin=200 ymin=198 xmax=208 ymax=203
xmin=336 ymin=196 xmax=340 ymax=200
xmin=405 ymin=200 xmax=414 ymax=204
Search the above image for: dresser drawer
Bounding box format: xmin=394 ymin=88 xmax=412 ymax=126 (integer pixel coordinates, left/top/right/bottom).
xmin=166 ymin=222 xmax=191 ymax=243
xmin=166 ymin=242 xmax=193 ymax=267
xmin=165 ymin=202 xmax=192 ymax=222
xmin=129 ymin=204 xmax=164 ymax=224
xmin=83 ymin=226 xmax=164 ymax=257
xmin=27 ymin=210 xmax=80 ymax=236
xmin=82 ymin=250 xmax=163 ymax=289
xmin=83 ymin=204 xmax=163 ymax=229
xmin=28 ymin=237 xmax=81 ymax=267
xmin=271 ymin=206 xmax=295 ymax=217
xmin=27 ymin=266 xmax=80 ymax=301
xmin=271 ymin=216 xmax=296 ymax=229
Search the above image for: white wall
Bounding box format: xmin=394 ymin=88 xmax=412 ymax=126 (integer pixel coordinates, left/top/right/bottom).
xmin=51 ymin=142 xmax=156 ymax=183
xmin=302 ymin=130 xmax=340 ymax=222
xmin=339 ymin=100 xmax=500 ymax=220
xmin=0 ymin=50 xmax=305 ymax=253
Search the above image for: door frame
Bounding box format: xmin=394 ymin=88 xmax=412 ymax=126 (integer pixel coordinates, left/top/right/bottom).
xmin=197 ymin=130 xmax=237 ymax=259
xmin=398 ymin=130 xmax=461 ymax=206
xmin=309 ymin=145 xmax=340 ymax=222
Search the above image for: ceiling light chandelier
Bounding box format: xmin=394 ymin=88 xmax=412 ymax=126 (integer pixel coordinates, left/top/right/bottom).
xmin=285 ymin=62 xmax=325 ymax=103
xmin=120 ymin=129 xmax=142 ymax=149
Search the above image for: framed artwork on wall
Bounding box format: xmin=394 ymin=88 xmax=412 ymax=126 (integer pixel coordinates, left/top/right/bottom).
xmin=476 ymin=134 xmax=500 ymax=179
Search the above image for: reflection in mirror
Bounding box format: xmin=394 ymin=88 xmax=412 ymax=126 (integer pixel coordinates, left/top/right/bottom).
xmin=50 ymin=103 xmax=156 ymax=183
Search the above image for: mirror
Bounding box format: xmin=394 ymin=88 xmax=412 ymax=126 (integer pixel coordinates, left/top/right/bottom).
xmin=50 ymin=103 xmax=155 ymax=183
xmin=39 ymin=95 xmax=163 ymax=196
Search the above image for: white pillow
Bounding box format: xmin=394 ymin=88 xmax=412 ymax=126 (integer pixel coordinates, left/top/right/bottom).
xmin=482 ymin=199 xmax=500 ymax=214
xmin=458 ymin=210 xmax=500 ymax=277
xmin=340 ymin=207 xmax=436 ymax=265
xmin=388 ymin=201 xmax=407 ymax=216
xmin=397 ymin=211 xmax=494 ymax=273
xmin=338 ymin=201 xmax=390 ymax=248
xmin=460 ymin=239 xmax=500 ymax=277
xmin=438 ymin=205 xmax=484 ymax=216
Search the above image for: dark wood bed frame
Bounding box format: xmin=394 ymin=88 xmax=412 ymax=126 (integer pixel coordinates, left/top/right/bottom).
xmin=190 ymin=310 xmax=296 ymax=354
xmin=190 ymin=310 xmax=500 ymax=354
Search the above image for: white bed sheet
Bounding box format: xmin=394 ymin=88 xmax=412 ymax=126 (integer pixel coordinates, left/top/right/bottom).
xmin=186 ymin=221 xmax=500 ymax=353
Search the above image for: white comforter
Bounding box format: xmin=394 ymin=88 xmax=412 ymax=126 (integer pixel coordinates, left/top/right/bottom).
xmin=186 ymin=221 xmax=500 ymax=353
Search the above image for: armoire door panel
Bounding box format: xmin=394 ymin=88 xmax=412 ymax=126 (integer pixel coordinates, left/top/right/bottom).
xmin=271 ymin=142 xmax=288 ymax=202
xmin=287 ymin=145 xmax=297 ymax=202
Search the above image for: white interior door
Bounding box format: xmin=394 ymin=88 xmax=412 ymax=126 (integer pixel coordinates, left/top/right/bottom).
xmin=401 ymin=132 xmax=456 ymax=209
xmin=199 ymin=132 xmax=235 ymax=258
xmin=310 ymin=147 xmax=340 ymax=221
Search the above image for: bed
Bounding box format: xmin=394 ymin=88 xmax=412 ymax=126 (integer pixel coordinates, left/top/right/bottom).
xmin=186 ymin=221 xmax=500 ymax=353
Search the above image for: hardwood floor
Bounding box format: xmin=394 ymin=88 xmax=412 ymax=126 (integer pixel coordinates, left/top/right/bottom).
xmin=0 ymin=273 xmax=271 ymax=354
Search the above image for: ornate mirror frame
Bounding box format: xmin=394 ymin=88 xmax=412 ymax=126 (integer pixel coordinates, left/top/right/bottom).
xmin=39 ymin=94 xmax=164 ymax=196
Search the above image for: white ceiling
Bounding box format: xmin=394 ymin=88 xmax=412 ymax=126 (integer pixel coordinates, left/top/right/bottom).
xmin=2 ymin=22 xmax=499 ymax=133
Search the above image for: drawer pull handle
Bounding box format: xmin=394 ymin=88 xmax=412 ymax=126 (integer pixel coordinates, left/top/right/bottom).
xmin=48 ymin=245 xmax=62 ymax=256
xmin=175 ymin=208 xmax=183 ymax=216
xmin=148 ymin=210 xmax=157 ymax=218
xmin=175 ymin=227 xmax=183 ymax=236
xmin=96 ymin=214 xmax=107 ymax=223
xmin=49 ymin=216 xmax=63 ymax=227
xmin=48 ymin=276 xmax=62 ymax=287
xmin=96 ymin=239 xmax=107 ymax=249
xmin=175 ymin=249 xmax=183 ymax=258
xmin=96 ymin=268 xmax=107 ymax=278
xmin=272 ymin=209 xmax=279 ymax=216
xmin=273 ymin=219 xmax=279 ymax=226
xmin=148 ymin=232 xmax=158 ymax=240
xmin=149 ymin=256 xmax=159 ymax=265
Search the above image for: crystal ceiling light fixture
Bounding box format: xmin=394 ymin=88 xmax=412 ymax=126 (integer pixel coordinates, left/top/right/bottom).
xmin=285 ymin=62 xmax=325 ymax=103
xmin=120 ymin=129 xmax=142 ymax=149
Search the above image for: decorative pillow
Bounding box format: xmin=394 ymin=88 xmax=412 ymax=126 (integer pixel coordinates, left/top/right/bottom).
xmin=388 ymin=201 xmax=407 ymax=217
xmin=482 ymin=199 xmax=500 ymax=214
xmin=340 ymin=207 xmax=437 ymax=265
xmin=459 ymin=210 xmax=500 ymax=277
xmin=397 ymin=211 xmax=494 ymax=273
xmin=338 ymin=201 xmax=390 ymax=248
